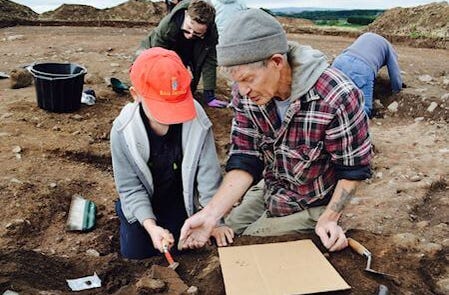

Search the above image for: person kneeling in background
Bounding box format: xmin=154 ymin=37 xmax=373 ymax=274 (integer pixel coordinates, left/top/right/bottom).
xmin=111 ymin=47 xmax=233 ymax=259
xmin=332 ymin=32 xmax=404 ymax=118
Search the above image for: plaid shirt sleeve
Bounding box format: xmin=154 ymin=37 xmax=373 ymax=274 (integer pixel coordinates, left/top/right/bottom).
xmin=228 ymin=85 xmax=264 ymax=160
xmin=324 ymin=84 xmax=372 ymax=171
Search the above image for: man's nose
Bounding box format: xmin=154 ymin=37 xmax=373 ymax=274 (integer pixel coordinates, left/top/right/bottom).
xmin=239 ymin=84 xmax=250 ymax=96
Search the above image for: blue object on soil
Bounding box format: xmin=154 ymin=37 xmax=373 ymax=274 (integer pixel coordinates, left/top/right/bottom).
xmin=110 ymin=77 xmax=129 ymax=94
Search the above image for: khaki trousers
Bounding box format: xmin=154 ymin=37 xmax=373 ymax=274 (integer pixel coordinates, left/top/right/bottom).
xmin=225 ymin=181 xmax=326 ymax=236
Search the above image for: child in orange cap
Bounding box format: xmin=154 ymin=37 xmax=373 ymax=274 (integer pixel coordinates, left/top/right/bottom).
xmin=111 ymin=47 xmax=233 ymax=259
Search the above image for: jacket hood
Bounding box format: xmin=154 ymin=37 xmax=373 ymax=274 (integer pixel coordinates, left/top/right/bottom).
xmin=288 ymin=41 xmax=329 ymax=100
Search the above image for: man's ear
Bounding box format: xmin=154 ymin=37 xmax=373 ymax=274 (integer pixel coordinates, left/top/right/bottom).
xmin=130 ymin=87 xmax=141 ymax=103
xmin=269 ymin=54 xmax=286 ymax=68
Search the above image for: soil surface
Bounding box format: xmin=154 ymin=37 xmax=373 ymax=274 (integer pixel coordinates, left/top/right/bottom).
xmin=0 ymin=25 xmax=448 ymax=295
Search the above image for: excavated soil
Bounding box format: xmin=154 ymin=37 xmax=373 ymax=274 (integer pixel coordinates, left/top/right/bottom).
xmin=0 ymin=0 xmax=165 ymax=28
xmin=40 ymin=1 xmax=165 ymax=23
xmin=368 ymin=2 xmax=449 ymax=39
xmin=0 ymin=24 xmax=448 ymax=295
xmin=0 ymin=0 xmax=37 ymax=24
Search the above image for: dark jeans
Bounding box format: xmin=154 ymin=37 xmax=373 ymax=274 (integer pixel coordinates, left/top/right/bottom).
xmin=332 ymin=54 xmax=375 ymax=118
xmin=115 ymin=200 xmax=185 ymax=260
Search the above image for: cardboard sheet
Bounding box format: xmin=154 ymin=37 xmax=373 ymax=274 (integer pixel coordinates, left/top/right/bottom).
xmin=218 ymin=240 xmax=350 ymax=295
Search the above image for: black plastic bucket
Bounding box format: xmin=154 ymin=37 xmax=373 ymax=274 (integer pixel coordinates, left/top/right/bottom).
xmin=29 ymin=63 xmax=87 ymax=113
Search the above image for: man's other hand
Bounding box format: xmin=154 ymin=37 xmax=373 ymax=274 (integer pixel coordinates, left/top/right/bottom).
xmin=179 ymin=210 xmax=217 ymax=250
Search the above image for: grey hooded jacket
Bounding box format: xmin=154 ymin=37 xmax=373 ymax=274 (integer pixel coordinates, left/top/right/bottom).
xmin=211 ymin=0 xmax=247 ymax=40
xmin=110 ymin=101 xmax=222 ymax=224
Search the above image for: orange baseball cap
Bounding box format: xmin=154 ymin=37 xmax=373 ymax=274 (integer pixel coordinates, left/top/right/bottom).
xmin=130 ymin=47 xmax=196 ymax=124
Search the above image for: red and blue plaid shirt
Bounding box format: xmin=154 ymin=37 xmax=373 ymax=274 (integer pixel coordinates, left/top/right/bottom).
xmin=229 ymin=68 xmax=372 ymax=217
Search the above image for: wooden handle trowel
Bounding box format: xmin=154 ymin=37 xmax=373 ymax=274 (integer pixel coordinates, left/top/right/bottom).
xmin=347 ymin=238 xmax=396 ymax=278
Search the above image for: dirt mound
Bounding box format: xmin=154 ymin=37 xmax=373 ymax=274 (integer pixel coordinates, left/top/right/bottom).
xmin=40 ymin=0 xmax=164 ymax=23
xmin=368 ymin=2 xmax=449 ymax=38
xmin=0 ymin=0 xmax=38 ymax=21
xmin=40 ymin=4 xmax=101 ymax=21
xmin=100 ymin=0 xmax=165 ymax=22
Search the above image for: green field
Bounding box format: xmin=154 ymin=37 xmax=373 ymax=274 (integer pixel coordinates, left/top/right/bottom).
xmin=273 ymin=9 xmax=384 ymax=27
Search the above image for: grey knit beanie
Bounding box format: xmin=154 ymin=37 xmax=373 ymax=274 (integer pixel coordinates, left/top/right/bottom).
xmin=217 ymin=9 xmax=288 ymax=67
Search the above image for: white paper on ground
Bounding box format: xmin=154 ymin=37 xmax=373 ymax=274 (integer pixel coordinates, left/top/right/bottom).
xmin=66 ymin=272 xmax=102 ymax=291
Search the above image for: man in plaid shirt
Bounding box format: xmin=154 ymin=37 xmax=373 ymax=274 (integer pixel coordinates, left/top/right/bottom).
xmin=180 ymin=9 xmax=372 ymax=251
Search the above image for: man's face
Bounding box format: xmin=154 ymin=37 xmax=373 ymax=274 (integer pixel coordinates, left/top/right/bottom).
xmin=182 ymin=13 xmax=207 ymax=40
xmin=231 ymin=61 xmax=281 ymax=106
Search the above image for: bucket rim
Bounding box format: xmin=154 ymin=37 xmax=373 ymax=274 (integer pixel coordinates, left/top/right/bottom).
xmin=29 ymin=62 xmax=87 ymax=79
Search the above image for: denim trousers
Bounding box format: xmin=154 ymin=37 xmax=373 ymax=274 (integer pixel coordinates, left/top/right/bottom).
xmin=332 ymin=54 xmax=375 ymax=118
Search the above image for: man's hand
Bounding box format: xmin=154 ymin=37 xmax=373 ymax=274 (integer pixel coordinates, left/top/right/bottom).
xmin=315 ymin=215 xmax=348 ymax=252
xmin=315 ymin=179 xmax=359 ymax=252
xmin=211 ymin=225 xmax=234 ymax=247
xmin=179 ymin=211 xmax=217 ymax=249
xmin=179 ymin=170 xmax=253 ymax=250
xmin=143 ymin=219 xmax=174 ymax=253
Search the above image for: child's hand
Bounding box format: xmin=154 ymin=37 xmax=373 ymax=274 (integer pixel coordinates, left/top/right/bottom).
xmin=143 ymin=219 xmax=174 ymax=252
xmin=211 ymin=225 xmax=234 ymax=247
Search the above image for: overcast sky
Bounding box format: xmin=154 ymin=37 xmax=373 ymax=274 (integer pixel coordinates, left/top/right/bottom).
xmin=11 ymin=0 xmax=448 ymax=13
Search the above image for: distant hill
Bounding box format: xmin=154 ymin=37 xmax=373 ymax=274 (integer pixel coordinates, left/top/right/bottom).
xmin=271 ymin=7 xmax=341 ymax=14
xmin=271 ymin=8 xmax=385 ymax=26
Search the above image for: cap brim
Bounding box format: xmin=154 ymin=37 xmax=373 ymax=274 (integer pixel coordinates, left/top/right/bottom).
xmin=145 ymin=92 xmax=196 ymax=124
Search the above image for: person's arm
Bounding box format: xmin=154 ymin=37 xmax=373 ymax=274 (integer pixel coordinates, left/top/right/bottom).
xmin=137 ymin=14 xmax=177 ymax=56
xmin=385 ymin=43 xmax=403 ymax=93
xmin=180 ymin=89 xmax=266 ymax=248
xmin=315 ymin=179 xmax=359 ymax=252
xmin=179 ymin=169 xmax=253 ymax=249
xmin=200 ymin=28 xmax=218 ymax=92
xmin=110 ymin=125 xmax=156 ymax=224
xmin=321 ymin=83 xmax=373 ymax=251
xmin=195 ymin=121 xmax=222 ymax=210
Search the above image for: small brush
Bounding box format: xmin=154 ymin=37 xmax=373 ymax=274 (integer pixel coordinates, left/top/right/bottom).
xmin=66 ymin=194 xmax=96 ymax=231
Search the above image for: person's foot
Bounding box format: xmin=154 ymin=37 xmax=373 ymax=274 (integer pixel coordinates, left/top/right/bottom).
xmin=207 ymin=99 xmax=228 ymax=108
